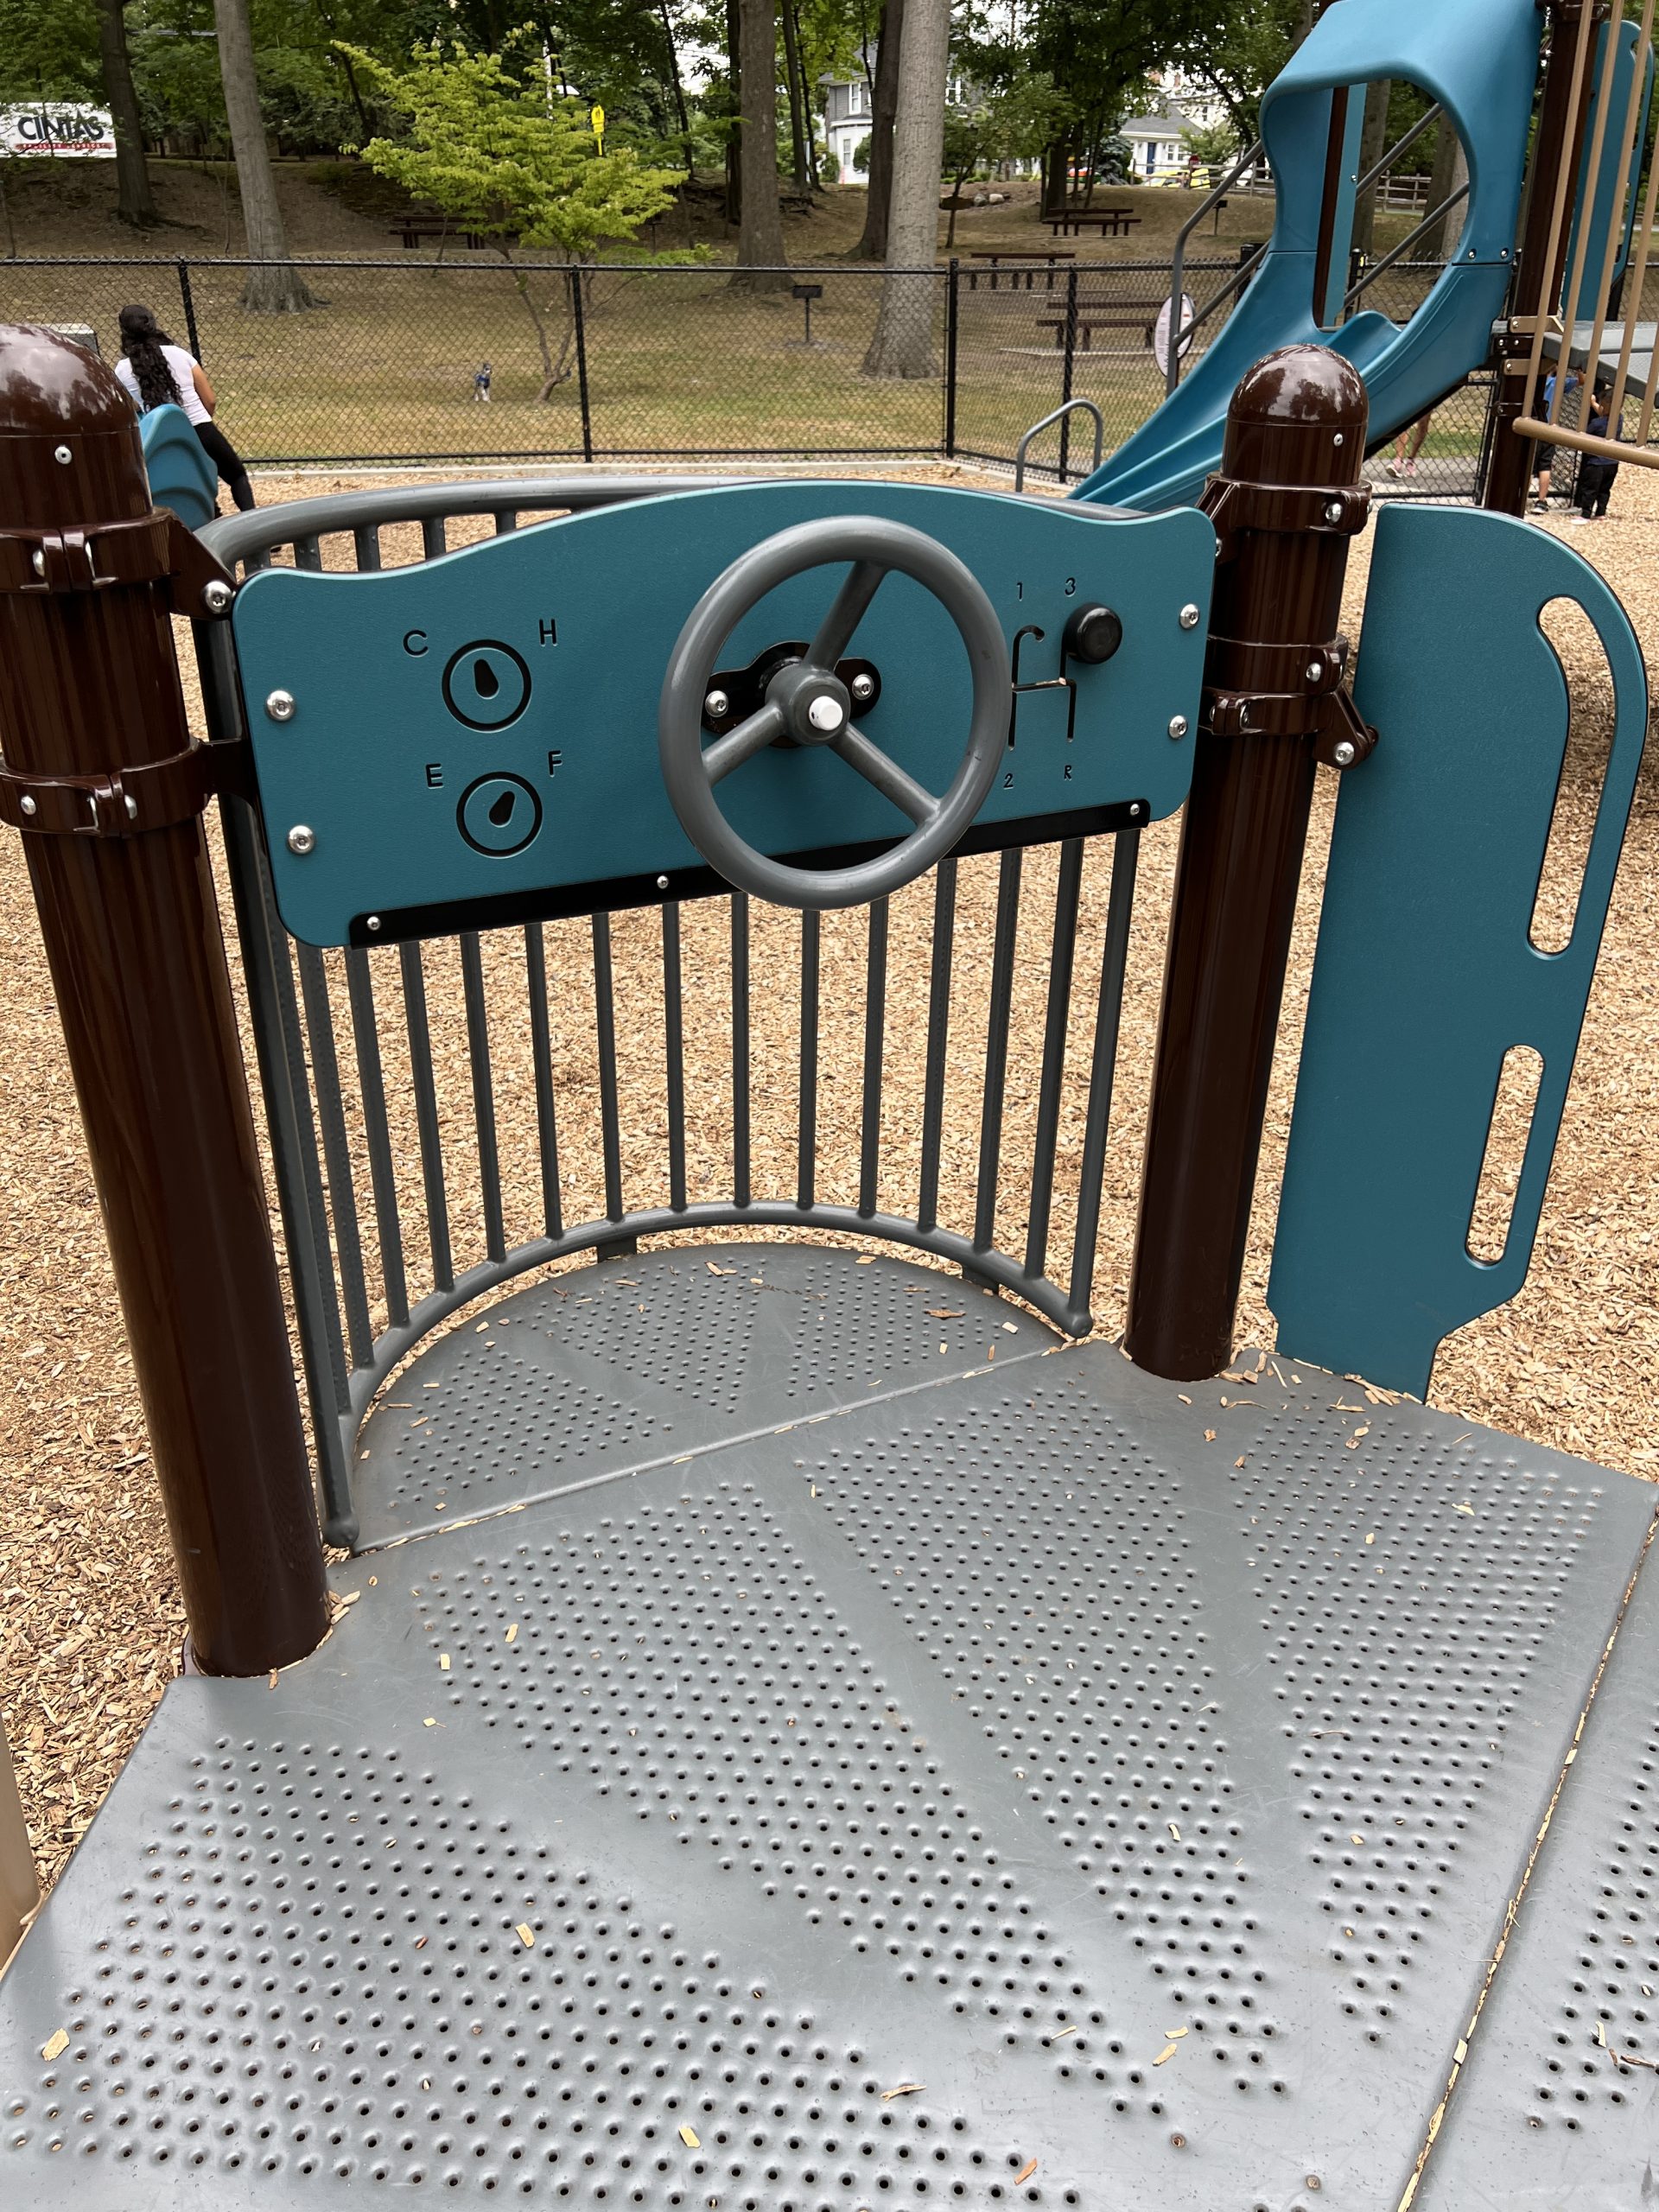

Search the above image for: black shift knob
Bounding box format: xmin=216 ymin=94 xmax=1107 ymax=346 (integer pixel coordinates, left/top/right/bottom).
xmin=1063 ymin=602 xmax=1123 ymax=664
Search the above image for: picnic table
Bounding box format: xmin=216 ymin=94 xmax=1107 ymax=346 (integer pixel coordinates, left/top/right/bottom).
xmin=388 ymin=216 xmax=486 ymax=250
xmin=1046 ymin=206 xmax=1141 ymax=238
xmin=1035 ymin=293 xmax=1164 ymax=349
xmin=964 ymin=251 xmax=1076 ymax=291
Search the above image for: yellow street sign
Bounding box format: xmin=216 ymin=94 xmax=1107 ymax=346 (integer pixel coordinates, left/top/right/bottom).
xmin=591 ymin=104 xmax=605 ymax=151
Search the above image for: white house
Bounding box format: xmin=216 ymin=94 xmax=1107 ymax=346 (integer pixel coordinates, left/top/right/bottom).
xmin=1120 ymin=98 xmax=1205 ymax=181
xmin=819 ymin=57 xmax=978 ymax=183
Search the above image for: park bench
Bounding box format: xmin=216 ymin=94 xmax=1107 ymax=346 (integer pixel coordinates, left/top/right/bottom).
xmin=388 ymin=213 xmax=486 ymax=249
xmin=1036 ymin=294 xmax=1164 ymax=347
xmin=1046 ymin=205 xmax=1141 ymax=238
xmin=964 ymin=249 xmax=1076 ymax=289
xmin=0 ymin=324 xmax=1656 ymax=2212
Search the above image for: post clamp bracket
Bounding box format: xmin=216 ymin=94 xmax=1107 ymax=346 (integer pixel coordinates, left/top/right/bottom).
xmin=1202 ymin=475 xmax=1371 ymax=560
xmin=0 ymin=508 xmax=233 ymax=620
xmin=1201 ymin=632 xmax=1378 ymax=764
xmin=0 ymin=739 xmax=246 ymax=838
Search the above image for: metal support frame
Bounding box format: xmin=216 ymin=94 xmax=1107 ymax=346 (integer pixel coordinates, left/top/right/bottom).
xmin=0 ymin=1715 xmax=36 ymax=1968
xmin=0 ymin=324 xmax=329 ymax=1675
xmin=1169 ymin=137 xmax=1268 ymax=392
xmin=1126 ymin=344 xmax=1370 ymax=1382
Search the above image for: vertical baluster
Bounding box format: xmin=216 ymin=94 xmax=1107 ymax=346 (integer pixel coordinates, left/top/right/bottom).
xmin=1024 ymin=838 xmax=1085 ymax=1281
xmin=973 ymin=851 xmax=1024 ymax=1254
xmin=293 ymin=534 xmax=322 ymax=573
xmin=344 ymin=948 xmax=408 ymax=1329
xmin=400 ymin=941 xmax=454 ymax=1290
xmin=798 ymin=909 xmax=820 ymax=1210
xmin=917 ymin=860 xmax=957 ymax=1233
xmin=730 ymin=893 xmax=751 ymax=1208
xmin=591 ymin=913 xmax=625 ymax=1223
xmin=460 ymin=932 xmax=505 ymax=1263
xmin=524 ymin=925 xmax=563 ymax=1239
xmin=493 ymin=509 xmax=519 ymax=533
xmin=421 ymin=517 xmax=448 ymax=561
xmin=859 ymin=897 xmax=889 ymax=1217
xmin=663 ymin=904 xmax=688 ymax=1211
xmin=296 ymin=945 xmax=374 ymax=1368
xmin=1066 ymin=829 xmax=1141 ymax=1319
xmin=352 ymin=524 xmax=382 ymax=573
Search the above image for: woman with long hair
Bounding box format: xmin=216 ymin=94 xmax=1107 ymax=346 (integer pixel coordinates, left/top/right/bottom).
xmin=112 ymin=303 xmax=256 ymax=513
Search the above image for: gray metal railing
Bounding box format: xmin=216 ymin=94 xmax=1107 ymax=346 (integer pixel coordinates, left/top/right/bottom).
xmin=197 ymin=479 xmax=1147 ymax=1548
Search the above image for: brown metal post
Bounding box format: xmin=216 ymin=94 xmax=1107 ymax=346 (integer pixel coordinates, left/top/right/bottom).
xmin=1126 ymin=344 xmax=1370 ymax=1382
xmin=1485 ymin=0 xmax=1605 ymax=515
xmin=0 ymin=1713 xmax=38 ymax=1964
xmin=0 ymin=325 xmax=328 ymax=1675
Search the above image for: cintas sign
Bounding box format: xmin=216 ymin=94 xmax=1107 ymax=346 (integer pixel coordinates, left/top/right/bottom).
xmin=1 ymin=105 xmax=117 ymax=158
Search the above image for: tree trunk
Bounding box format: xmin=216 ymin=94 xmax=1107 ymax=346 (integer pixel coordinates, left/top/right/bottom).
xmin=212 ymin=0 xmax=315 ymax=310
xmin=734 ymin=0 xmax=789 ymax=287
xmin=1351 ymin=78 xmax=1391 ymax=260
xmin=791 ymin=0 xmax=820 ymax=188
xmin=724 ymin=0 xmax=742 ymax=225
xmin=861 ymin=0 xmax=947 ymax=378
xmin=780 ymin=0 xmax=811 ymax=193
xmin=851 ymin=0 xmax=903 ymax=258
xmin=336 ymin=45 xmax=376 ymax=149
xmin=1422 ymin=115 xmax=1469 ymax=264
xmin=96 ymin=0 xmax=157 ymax=228
xmin=659 ymin=0 xmax=694 ymax=167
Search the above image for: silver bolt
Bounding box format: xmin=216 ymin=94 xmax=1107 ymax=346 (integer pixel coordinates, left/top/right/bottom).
xmin=124 ymin=793 xmax=138 ymax=820
xmin=704 ymin=689 xmax=730 ymax=720
xmin=807 ymin=695 xmax=845 ymax=733
xmin=52 ymin=444 xmax=72 ymax=466
xmin=1325 ymin=500 xmax=1345 ymax=524
xmin=1167 ymin=715 xmax=1189 ymax=741
xmin=1239 ymin=703 xmax=1252 ymax=728
xmin=1306 ymin=662 xmax=1324 ymax=684
xmin=1332 ymin=740 xmax=1357 ymax=768
xmin=850 ymin=672 xmax=877 ymax=703
xmin=19 ymin=795 xmax=36 ymax=817
xmin=1179 ymin=603 xmax=1201 ymax=630
xmin=286 ymin=823 xmax=316 ymax=855
xmin=265 ymin=689 xmax=296 ymax=723
xmin=365 ymin=916 xmax=381 ymax=933
xmin=1332 ymin=433 xmax=1345 ymax=449
xmin=201 ymin=579 xmax=233 ymax=617
xmin=656 ymin=874 xmax=670 ymax=890
xmin=30 ymin=550 xmax=44 ymax=578
xmin=1128 ymin=802 xmax=1142 ymax=817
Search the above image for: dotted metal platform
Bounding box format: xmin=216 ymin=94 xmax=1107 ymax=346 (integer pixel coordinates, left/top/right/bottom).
xmin=2 ymin=1253 xmax=1655 ymax=2211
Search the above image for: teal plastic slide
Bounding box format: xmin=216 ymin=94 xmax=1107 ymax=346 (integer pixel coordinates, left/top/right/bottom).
xmin=1071 ymin=0 xmax=1542 ymax=512
xmin=138 ymin=403 xmax=219 ymax=530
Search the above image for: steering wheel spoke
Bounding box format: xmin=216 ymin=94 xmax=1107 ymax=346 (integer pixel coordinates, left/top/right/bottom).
xmin=702 ymin=700 xmax=786 ymax=785
xmin=830 ymin=724 xmax=941 ymax=826
xmin=806 ymin=559 xmax=889 ymax=671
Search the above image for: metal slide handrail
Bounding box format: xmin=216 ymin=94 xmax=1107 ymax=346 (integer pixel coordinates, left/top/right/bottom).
xmin=1014 ymin=397 xmax=1105 ymax=490
xmin=1169 ymin=137 xmax=1267 ymax=392
xmin=1344 ymin=181 xmax=1471 ymax=312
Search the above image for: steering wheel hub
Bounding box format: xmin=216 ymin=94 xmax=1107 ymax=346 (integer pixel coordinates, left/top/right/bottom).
xmin=769 ymin=660 xmax=851 ymax=745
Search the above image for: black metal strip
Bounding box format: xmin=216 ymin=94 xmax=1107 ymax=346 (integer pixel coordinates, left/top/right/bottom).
xmin=918 ymin=859 xmax=957 ymax=1234
xmin=399 ymin=940 xmax=454 ymax=1290
xmin=974 ymin=849 xmax=1024 ymax=1254
xmin=798 ymin=908 xmax=820 ymax=1210
xmin=295 ymin=944 xmax=375 ymax=1369
xmin=347 ymin=800 xmax=1148 ymax=947
xmin=1066 ymin=827 xmax=1141 ymax=1322
xmin=524 ymin=924 xmax=563 ymax=1239
xmin=344 ymin=946 xmax=408 ymax=1331
xmin=591 ymin=912 xmax=625 ymax=1222
xmin=459 ymin=931 xmax=505 ymax=1264
xmin=731 ymin=893 xmax=752 ymax=1209
xmin=859 ymin=896 xmax=888 ymax=1217
xmin=663 ymin=903 xmax=687 ymax=1212
xmin=1024 ymin=837 xmax=1085 ymax=1279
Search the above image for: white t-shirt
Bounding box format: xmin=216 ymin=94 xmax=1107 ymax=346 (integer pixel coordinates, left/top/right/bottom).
xmin=114 ymin=342 xmax=211 ymax=426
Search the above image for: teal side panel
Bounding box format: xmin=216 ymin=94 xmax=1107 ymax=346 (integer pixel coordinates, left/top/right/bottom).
xmin=139 ymin=404 xmax=216 ymax=531
xmin=1267 ymin=506 xmax=1648 ymax=1397
xmin=1565 ymin=22 xmax=1654 ymax=302
xmin=232 ymin=480 xmax=1216 ymax=947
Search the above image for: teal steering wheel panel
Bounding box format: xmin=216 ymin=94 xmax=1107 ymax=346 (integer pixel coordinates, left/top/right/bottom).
xmin=1268 ymin=506 xmax=1649 ymax=1398
xmin=232 ymin=481 xmax=1214 ymax=946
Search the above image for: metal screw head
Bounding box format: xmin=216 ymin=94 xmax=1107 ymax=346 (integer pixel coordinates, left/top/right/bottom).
xmin=1306 ymin=661 xmax=1324 ymax=684
xmin=1332 ymin=739 xmax=1357 ymax=768
xmin=1167 ymin=714 xmax=1189 ymax=741
xmin=19 ymin=794 xmax=36 ymax=817
xmin=656 ymin=874 xmax=670 ymax=890
xmin=201 ymin=579 xmax=234 ymax=617
xmin=265 ymin=689 xmax=296 ymax=723
xmin=704 ymin=689 xmax=729 ymax=720
xmin=29 ymin=550 xmax=45 ymax=578
xmin=365 ymin=915 xmax=382 ymax=933
xmin=1332 ymin=432 xmax=1344 ymax=448
xmin=1325 ymin=499 xmax=1345 ymax=524
xmin=849 ymin=671 xmax=877 ymax=703
xmin=1179 ymin=603 xmax=1201 ymax=630
xmin=52 ymin=444 xmax=72 ymax=466
xmin=286 ymin=823 xmax=316 ymax=855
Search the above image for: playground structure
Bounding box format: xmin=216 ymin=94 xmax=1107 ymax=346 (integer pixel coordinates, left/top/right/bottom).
xmin=1 ymin=1 xmax=1658 ymax=2206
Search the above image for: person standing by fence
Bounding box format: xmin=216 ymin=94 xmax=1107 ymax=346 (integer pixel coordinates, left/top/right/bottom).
xmin=112 ymin=303 xmax=256 ymax=513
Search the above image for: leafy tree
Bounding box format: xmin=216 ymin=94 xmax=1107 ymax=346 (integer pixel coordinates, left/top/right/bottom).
xmin=1173 ymin=0 xmax=1303 ymax=146
xmin=96 ymin=0 xmax=157 ymax=223
xmin=940 ymin=71 xmax=1071 ymax=246
xmin=342 ymin=37 xmax=686 ymax=396
xmin=862 ymin=0 xmax=946 ymax=377
xmin=214 ymin=0 xmax=315 ymax=308
xmin=1182 ymin=115 xmax=1239 ymax=171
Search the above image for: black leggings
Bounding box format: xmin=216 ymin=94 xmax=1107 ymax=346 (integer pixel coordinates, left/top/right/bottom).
xmin=194 ymin=418 xmax=255 ymax=512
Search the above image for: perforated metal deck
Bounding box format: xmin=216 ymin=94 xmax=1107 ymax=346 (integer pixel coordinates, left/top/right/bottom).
xmin=3 ymin=1249 xmax=1655 ymax=2211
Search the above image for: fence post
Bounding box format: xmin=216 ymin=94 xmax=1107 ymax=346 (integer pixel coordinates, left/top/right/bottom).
xmin=175 ymin=257 xmax=202 ymax=363
xmin=1058 ymin=265 xmax=1079 ymax=480
xmin=569 ymin=265 xmax=595 ymax=464
xmin=944 ymin=258 xmax=960 ymax=458
xmin=1126 ymin=343 xmax=1370 ymax=1381
xmin=0 ymin=325 xmax=330 ymax=1675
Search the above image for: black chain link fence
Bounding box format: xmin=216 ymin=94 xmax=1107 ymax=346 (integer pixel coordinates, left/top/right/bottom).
xmin=3 ymin=252 xmax=1503 ymax=493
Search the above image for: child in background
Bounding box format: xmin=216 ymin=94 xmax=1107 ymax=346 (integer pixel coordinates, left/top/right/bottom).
xmin=472 ymin=361 xmax=493 ymax=404
xmin=1532 ymin=368 xmax=1580 ymax=512
xmin=1573 ymin=378 xmax=1621 ymax=524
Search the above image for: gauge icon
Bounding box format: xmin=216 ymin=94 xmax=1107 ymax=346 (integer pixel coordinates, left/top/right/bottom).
xmin=457 ymin=772 xmax=543 ymax=856
xmin=442 ymin=639 xmax=531 ymax=730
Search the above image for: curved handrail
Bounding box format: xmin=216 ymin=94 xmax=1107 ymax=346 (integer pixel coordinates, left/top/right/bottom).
xmin=1014 ymin=397 xmax=1104 ymax=492
xmin=1169 ymin=138 xmax=1267 ymax=393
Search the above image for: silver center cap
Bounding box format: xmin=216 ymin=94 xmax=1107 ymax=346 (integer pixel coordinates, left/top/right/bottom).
xmin=807 ymin=696 xmax=846 ymax=734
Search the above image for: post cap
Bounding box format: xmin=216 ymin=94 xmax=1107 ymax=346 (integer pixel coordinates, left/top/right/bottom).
xmin=0 ymin=322 xmax=149 ymax=525
xmin=1223 ymin=344 xmax=1368 ymax=488
xmin=0 ymin=322 xmax=136 ymax=435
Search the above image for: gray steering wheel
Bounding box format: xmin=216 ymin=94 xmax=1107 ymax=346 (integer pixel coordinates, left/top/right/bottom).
xmin=658 ymin=517 xmax=1011 ymax=910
